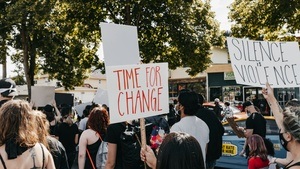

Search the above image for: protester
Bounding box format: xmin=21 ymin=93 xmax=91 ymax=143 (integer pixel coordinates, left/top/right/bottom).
xmin=78 ymin=107 xmax=109 ymax=169
xmin=34 ymin=110 xmax=69 ymax=169
xmin=0 ymin=100 xmax=55 ymax=169
xmin=78 ymin=105 xmax=92 ymax=132
xmin=140 ymin=132 xmax=205 ymax=169
xmin=247 ymin=134 xmax=269 ymax=169
xmin=170 ymin=89 xmax=209 ymax=166
xmin=105 ymin=120 xmax=148 ymax=169
xmin=56 ymin=106 xmax=80 ymax=168
xmin=196 ymin=94 xmax=224 ymax=169
xmin=262 ymin=84 xmax=300 ymax=168
xmin=213 ymin=98 xmax=223 ymax=121
xmin=237 ymin=101 xmax=274 ymax=157
xmin=223 ymin=101 xmax=233 ymax=121
xmin=0 ymin=78 xmax=18 ymax=107
xmin=43 ymin=100 xmax=62 ymax=136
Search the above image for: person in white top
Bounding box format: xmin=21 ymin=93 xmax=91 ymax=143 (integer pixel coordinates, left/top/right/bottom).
xmin=170 ymin=89 xmax=209 ymax=167
xmin=222 ymin=102 xmax=233 ymax=122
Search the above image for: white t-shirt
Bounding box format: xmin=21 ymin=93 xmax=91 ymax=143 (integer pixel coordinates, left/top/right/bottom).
xmin=78 ymin=117 xmax=88 ymax=131
xmin=170 ymin=116 xmax=210 ymax=165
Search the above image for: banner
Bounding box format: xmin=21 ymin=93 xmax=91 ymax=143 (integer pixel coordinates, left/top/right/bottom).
xmin=31 ymin=86 xmax=55 ymax=107
xmin=227 ymin=37 xmax=300 ymax=88
xmin=106 ymin=63 xmax=169 ymax=124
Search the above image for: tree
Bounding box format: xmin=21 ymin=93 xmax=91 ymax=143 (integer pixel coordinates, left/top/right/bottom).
xmin=2 ymin=0 xmax=222 ymax=98
xmin=229 ymin=0 xmax=300 ymax=41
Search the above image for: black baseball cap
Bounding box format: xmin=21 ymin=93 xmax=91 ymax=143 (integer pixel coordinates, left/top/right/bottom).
xmin=0 ymin=78 xmax=18 ymax=97
xmin=243 ymin=101 xmax=253 ymax=109
xmin=44 ymin=104 xmax=54 ymax=112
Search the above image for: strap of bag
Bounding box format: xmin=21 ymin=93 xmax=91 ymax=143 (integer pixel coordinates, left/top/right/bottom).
xmin=86 ymin=130 xmax=103 ymax=169
xmin=86 ymin=149 xmax=96 ymax=169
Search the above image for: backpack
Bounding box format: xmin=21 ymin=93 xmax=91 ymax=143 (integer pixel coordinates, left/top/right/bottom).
xmin=95 ymin=136 xmax=108 ymax=169
xmin=120 ymin=122 xmax=152 ymax=169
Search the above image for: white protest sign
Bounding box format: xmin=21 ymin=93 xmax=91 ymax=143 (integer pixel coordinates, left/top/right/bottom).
xmin=93 ymin=88 xmax=109 ymax=105
xmin=227 ymin=37 xmax=300 ymax=88
xmin=31 ymin=86 xmax=55 ymax=107
xmin=106 ymin=63 xmax=169 ymax=124
xmin=100 ymin=23 xmax=140 ymax=66
xmin=74 ymin=102 xmax=92 ymax=117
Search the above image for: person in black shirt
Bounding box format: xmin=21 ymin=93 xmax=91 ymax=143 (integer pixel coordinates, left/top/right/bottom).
xmin=196 ymin=94 xmax=224 ymax=169
xmin=238 ymin=101 xmax=274 ymax=157
xmin=213 ymin=98 xmax=223 ymax=121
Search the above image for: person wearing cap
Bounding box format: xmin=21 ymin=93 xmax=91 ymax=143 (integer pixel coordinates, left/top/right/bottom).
xmin=0 ymin=78 xmax=18 ymax=107
xmin=170 ymin=90 xmax=210 ymax=167
xmin=196 ymin=94 xmax=224 ymax=169
xmin=213 ymin=98 xmax=223 ymax=121
xmin=43 ymin=100 xmax=61 ymax=136
xmin=237 ymin=101 xmax=274 ymax=157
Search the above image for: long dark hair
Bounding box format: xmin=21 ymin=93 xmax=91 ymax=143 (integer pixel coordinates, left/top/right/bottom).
xmin=156 ymin=132 xmax=205 ymax=169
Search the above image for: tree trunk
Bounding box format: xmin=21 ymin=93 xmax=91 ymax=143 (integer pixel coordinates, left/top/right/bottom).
xmin=21 ymin=23 xmax=32 ymax=100
xmin=2 ymin=57 xmax=7 ymax=78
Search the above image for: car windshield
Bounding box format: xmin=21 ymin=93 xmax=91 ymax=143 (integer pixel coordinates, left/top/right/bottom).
xmin=224 ymin=119 xmax=279 ymax=136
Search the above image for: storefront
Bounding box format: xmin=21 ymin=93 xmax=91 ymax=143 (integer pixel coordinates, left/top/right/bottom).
xmin=207 ymin=72 xmax=300 ymax=108
xmin=168 ymin=77 xmax=206 ymax=103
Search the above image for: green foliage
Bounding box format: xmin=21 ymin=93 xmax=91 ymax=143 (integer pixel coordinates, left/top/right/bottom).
xmin=229 ymin=0 xmax=300 ymax=42
xmin=1 ymin=0 xmax=222 ymax=93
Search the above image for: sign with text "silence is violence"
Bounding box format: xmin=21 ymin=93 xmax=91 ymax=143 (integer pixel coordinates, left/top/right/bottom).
xmin=227 ymin=37 xmax=300 ymax=88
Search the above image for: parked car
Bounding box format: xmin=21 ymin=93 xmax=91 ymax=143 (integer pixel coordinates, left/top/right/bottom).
xmin=203 ymin=102 xmax=247 ymax=119
xmin=215 ymin=116 xmax=286 ymax=169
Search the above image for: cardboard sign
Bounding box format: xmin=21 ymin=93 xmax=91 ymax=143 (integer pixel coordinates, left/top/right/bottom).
xmin=31 ymin=86 xmax=55 ymax=107
xmin=74 ymin=102 xmax=92 ymax=117
xmin=106 ymin=63 xmax=169 ymax=124
xmin=100 ymin=23 xmax=140 ymax=66
xmin=93 ymin=88 xmax=109 ymax=105
xmin=227 ymin=37 xmax=300 ymax=88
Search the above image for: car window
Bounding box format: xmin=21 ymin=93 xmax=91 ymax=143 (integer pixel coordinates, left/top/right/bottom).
xmin=266 ymin=119 xmax=279 ymax=135
xmin=223 ymin=119 xmax=279 ymax=136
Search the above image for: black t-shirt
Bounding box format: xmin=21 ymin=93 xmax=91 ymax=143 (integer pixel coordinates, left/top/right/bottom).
xmin=56 ymin=123 xmax=79 ymax=153
xmin=196 ymin=107 xmax=225 ymax=162
xmin=105 ymin=123 xmax=126 ymax=169
xmin=246 ymin=112 xmax=266 ymax=138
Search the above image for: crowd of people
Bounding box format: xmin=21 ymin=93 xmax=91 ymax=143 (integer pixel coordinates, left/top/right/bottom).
xmin=0 ymin=76 xmax=300 ymax=169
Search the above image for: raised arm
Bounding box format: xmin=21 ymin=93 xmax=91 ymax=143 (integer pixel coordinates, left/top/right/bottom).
xmin=261 ymin=83 xmax=284 ymax=130
xmin=52 ymin=100 xmax=61 ymax=121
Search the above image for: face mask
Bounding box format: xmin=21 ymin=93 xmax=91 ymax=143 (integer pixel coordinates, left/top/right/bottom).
xmin=247 ymin=110 xmax=251 ymax=117
xmin=279 ymin=132 xmax=289 ymax=151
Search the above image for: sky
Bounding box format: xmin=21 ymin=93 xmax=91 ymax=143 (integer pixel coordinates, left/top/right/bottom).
xmin=1 ymin=0 xmax=233 ymax=78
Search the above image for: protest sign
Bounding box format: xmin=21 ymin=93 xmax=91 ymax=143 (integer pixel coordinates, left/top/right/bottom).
xmin=31 ymin=86 xmax=55 ymax=107
xmin=74 ymin=102 xmax=92 ymax=117
xmin=93 ymin=88 xmax=109 ymax=105
xmin=227 ymin=37 xmax=300 ymax=88
xmin=55 ymin=93 xmax=74 ymax=107
xmin=100 ymin=23 xmax=140 ymax=66
xmin=106 ymin=63 xmax=169 ymax=124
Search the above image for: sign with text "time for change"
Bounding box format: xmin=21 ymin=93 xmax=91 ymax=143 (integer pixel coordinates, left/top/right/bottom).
xmin=106 ymin=63 xmax=169 ymax=124
xmin=227 ymin=37 xmax=300 ymax=88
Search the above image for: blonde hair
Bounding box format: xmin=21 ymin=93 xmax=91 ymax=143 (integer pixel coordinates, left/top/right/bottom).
xmin=283 ymin=107 xmax=300 ymax=142
xmin=0 ymin=100 xmax=38 ymax=147
xmin=32 ymin=110 xmax=50 ymax=150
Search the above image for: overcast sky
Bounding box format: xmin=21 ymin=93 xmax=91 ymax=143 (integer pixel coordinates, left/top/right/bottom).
xmin=210 ymin=0 xmax=234 ymax=31
xmin=1 ymin=1 xmax=233 ymax=78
